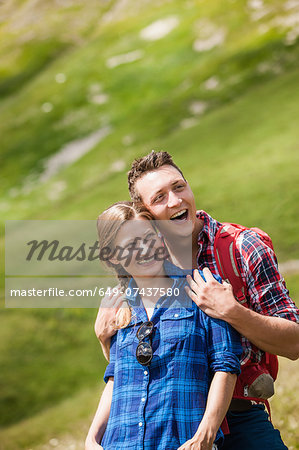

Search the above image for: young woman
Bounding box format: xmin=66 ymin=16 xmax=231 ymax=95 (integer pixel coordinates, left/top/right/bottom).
xmin=85 ymin=202 xmax=242 ymax=450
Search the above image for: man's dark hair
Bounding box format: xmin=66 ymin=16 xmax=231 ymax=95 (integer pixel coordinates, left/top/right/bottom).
xmin=128 ymin=150 xmax=185 ymax=203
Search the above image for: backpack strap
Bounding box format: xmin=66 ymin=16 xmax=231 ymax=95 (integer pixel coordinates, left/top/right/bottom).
xmin=214 ymin=222 xmax=279 ymax=419
xmin=214 ymin=223 xmax=247 ymax=304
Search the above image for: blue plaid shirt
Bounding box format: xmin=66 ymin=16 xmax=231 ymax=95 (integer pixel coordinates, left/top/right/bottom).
xmin=102 ymin=263 xmax=242 ymax=450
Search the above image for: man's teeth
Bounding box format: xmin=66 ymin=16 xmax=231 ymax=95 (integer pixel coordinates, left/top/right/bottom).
xmin=170 ymin=209 xmax=187 ymax=219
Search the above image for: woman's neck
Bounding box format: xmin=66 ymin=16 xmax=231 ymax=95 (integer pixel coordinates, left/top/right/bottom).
xmin=133 ymin=271 xmax=173 ymax=307
xmin=134 ymin=273 xmax=172 ymax=291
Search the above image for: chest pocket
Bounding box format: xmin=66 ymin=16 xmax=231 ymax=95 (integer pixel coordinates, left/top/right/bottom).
xmin=160 ymin=308 xmax=195 ymax=343
xmin=117 ymin=319 xmax=142 ymax=349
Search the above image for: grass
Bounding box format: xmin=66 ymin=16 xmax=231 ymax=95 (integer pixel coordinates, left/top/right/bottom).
xmin=1 ymin=0 xmax=299 ymax=199
xmin=0 ymin=383 xmax=101 ymax=450
xmin=268 ymin=273 xmax=299 ymax=449
xmin=2 ymin=66 xmax=298 ymax=257
xmin=0 ymin=307 xmax=106 ymax=427
xmin=270 ymin=356 xmax=299 ymax=450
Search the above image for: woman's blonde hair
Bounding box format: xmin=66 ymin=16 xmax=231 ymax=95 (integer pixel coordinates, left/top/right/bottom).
xmin=97 ymin=201 xmax=153 ymax=329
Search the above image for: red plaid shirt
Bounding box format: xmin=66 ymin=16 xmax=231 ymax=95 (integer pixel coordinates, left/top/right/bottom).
xmin=196 ymin=210 xmax=299 ymax=365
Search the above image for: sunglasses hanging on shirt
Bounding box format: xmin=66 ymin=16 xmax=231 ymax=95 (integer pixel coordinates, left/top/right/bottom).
xmin=136 ymin=321 xmax=154 ymax=366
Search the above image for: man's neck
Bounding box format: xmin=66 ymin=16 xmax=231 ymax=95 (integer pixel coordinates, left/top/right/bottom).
xmin=166 ymin=218 xmax=204 ymax=270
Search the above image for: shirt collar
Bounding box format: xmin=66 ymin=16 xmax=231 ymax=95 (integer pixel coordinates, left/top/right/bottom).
xmin=126 ymin=261 xmax=185 ymax=301
xmin=125 ymin=261 xmax=192 ymax=310
xmin=163 ymin=259 xmax=192 ymax=278
xmin=196 ymin=210 xmax=221 ymax=247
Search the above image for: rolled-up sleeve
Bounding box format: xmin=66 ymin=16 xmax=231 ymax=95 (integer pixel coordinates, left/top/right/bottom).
xmin=237 ymin=230 xmax=299 ymax=322
xmin=103 ymin=333 xmax=117 ymax=383
xmin=205 ymin=316 xmax=242 ymax=375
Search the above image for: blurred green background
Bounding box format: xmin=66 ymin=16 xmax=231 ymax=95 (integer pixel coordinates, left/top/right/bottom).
xmin=1 ymin=0 xmax=299 ymax=448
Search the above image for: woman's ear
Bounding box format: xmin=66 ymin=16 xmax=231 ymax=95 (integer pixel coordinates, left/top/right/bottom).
xmin=109 ymin=256 xmax=119 ymax=266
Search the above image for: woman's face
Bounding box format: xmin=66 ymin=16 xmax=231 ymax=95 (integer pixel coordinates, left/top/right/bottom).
xmin=113 ymin=217 xmax=166 ymax=279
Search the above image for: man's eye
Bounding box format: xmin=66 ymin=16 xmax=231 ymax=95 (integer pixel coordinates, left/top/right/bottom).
xmin=175 ymin=184 xmax=184 ymax=190
xmin=154 ymin=194 xmax=163 ymax=203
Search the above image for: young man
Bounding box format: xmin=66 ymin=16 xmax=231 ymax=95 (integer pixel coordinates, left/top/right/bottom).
xmin=96 ymin=151 xmax=299 ymax=449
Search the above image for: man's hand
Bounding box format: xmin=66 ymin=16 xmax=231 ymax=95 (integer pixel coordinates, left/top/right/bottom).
xmin=185 ymin=267 xmax=237 ymax=321
xmin=186 ymin=268 xmax=299 ymax=360
xmin=94 ymin=286 xmax=124 ymax=360
xmin=94 ymin=285 xmax=124 ymax=340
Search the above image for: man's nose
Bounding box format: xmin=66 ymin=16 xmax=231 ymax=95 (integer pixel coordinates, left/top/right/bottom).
xmin=167 ymin=191 xmax=182 ymax=208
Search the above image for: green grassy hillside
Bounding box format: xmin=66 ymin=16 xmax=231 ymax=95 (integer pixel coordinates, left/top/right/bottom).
xmin=1 ymin=0 xmax=299 ymax=255
xmin=1 ymin=0 xmax=299 ymax=447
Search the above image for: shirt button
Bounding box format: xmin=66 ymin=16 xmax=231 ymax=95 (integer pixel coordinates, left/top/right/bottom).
xmin=144 ymin=370 xmax=148 ymax=376
xmin=139 ymin=422 xmax=143 ymax=427
xmin=156 ymin=303 xmax=160 ymax=308
xmin=141 ymin=397 xmax=146 ymax=402
xmin=174 ymin=313 xmax=179 ymax=318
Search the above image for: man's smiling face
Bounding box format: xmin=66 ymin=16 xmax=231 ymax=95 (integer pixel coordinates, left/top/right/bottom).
xmin=135 ymin=165 xmax=198 ymax=237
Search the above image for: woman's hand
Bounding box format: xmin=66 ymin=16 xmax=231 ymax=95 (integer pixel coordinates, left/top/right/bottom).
xmin=178 ymin=371 xmax=236 ymax=450
xmin=94 ymin=286 xmax=124 ymax=360
xmin=85 ymin=379 xmax=113 ymax=450
xmin=177 ymin=430 xmax=216 ymax=450
xmin=85 ymin=438 xmax=103 ymax=450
